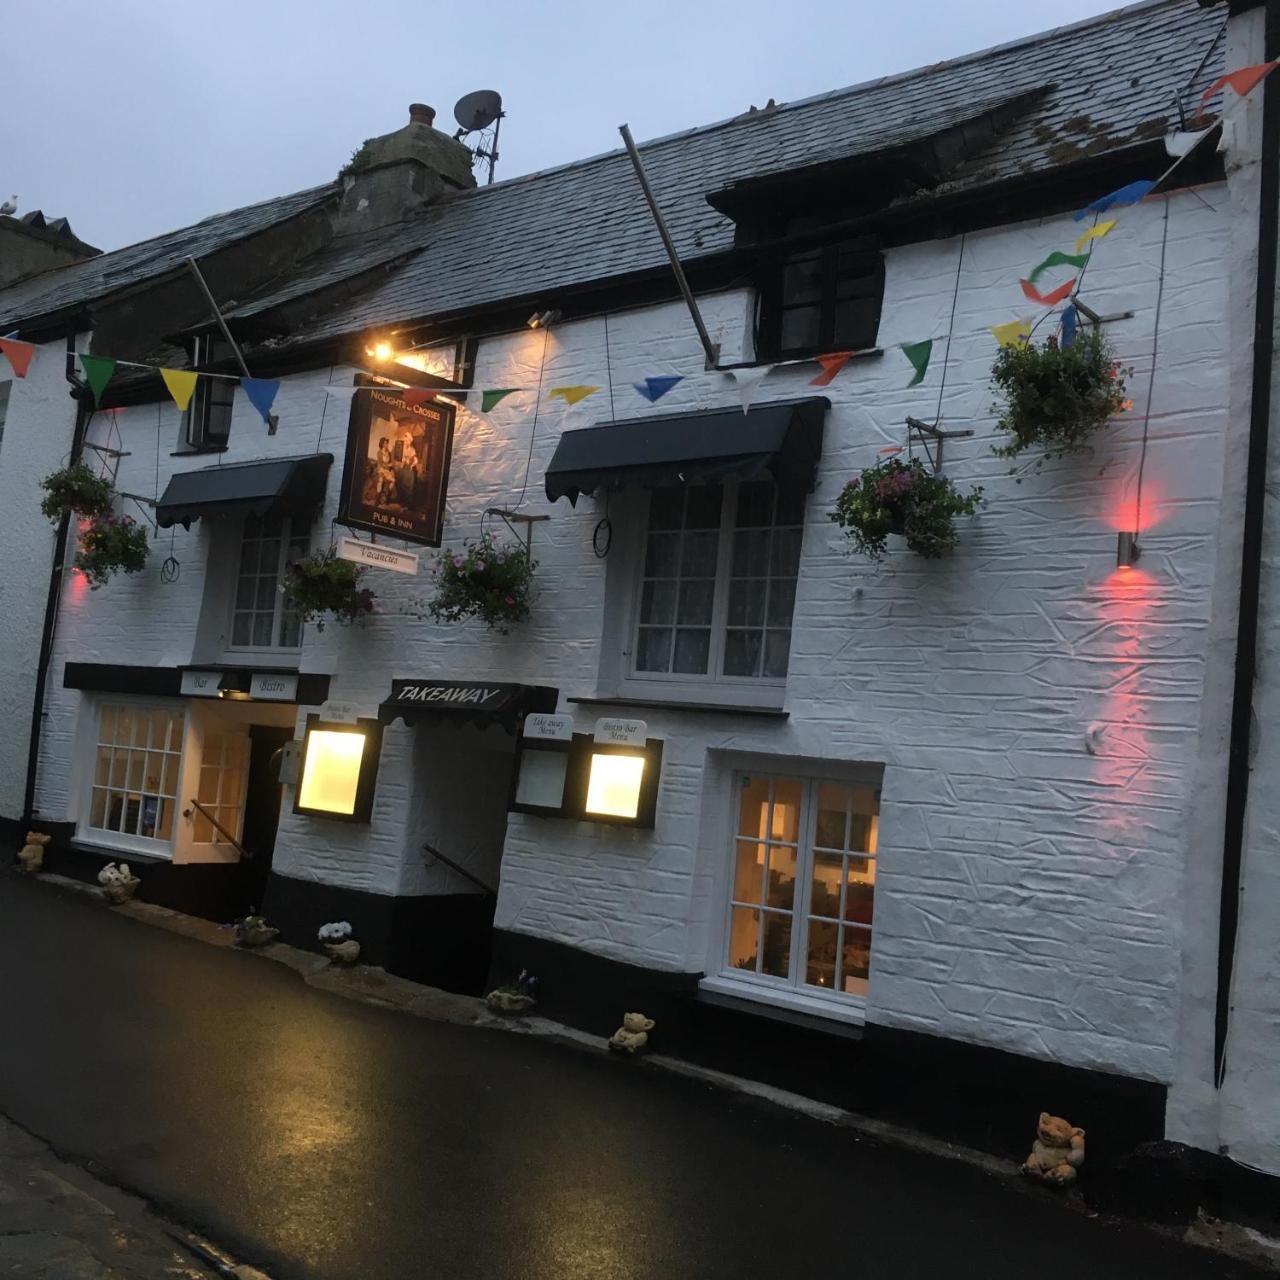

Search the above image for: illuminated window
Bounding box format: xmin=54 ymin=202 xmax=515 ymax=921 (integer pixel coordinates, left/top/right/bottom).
xmin=85 ymin=703 xmax=186 ymax=850
xmin=585 ymin=753 xmax=646 ymax=819
xmin=192 ymin=731 xmax=249 ymax=849
xmin=726 ymin=772 xmax=879 ymax=1001
xmin=294 ymin=718 xmax=382 ymax=822
xmin=229 ymin=514 xmax=307 ymax=650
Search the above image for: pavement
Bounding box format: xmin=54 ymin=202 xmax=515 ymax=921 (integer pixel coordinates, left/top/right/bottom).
xmin=0 ymin=871 xmax=1270 ymax=1280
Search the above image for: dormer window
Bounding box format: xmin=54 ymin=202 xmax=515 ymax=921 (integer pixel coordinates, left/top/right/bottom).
xmin=182 ymin=334 xmax=235 ymax=450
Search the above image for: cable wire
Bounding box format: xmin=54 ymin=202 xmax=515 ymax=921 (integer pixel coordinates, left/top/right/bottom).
xmin=513 ymin=330 xmax=550 ymax=511
xmin=1134 ymin=198 xmax=1172 ymax=532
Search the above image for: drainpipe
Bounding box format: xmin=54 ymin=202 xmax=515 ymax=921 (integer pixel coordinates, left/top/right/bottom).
xmin=1215 ymin=0 xmax=1280 ymax=1080
xmin=20 ymin=338 xmax=91 ymax=830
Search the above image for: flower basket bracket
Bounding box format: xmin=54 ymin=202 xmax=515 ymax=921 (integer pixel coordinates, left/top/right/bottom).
xmin=905 ymin=416 xmax=975 ymax=473
xmin=483 ymin=507 xmax=549 ymax=559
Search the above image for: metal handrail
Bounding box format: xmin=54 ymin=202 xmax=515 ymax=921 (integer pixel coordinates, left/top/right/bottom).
xmin=421 ymin=841 xmax=497 ymax=896
xmin=184 ymin=798 xmax=252 ymax=860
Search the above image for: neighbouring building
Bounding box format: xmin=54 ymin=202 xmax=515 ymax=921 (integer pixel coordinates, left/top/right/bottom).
xmin=2 ymin=0 xmax=1279 ymax=1208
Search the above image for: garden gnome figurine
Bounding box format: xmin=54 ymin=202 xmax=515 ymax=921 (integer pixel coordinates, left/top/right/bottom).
xmin=16 ymin=832 xmax=50 ymax=873
xmin=1024 ymin=1112 xmax=1086 ymax=1186
xmin=609 ymin=1012 xmax=655 ymax=1054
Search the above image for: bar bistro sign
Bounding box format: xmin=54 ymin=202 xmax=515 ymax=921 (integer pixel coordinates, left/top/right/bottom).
xmin=337 ymin=385 xmax=455 ymax=547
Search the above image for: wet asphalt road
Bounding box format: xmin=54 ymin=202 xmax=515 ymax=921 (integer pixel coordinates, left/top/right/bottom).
xmin=0 ymin=874 xmax=1263 ymax=1280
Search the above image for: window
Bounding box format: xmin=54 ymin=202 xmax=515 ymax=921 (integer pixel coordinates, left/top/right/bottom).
xmin=230 ymin=514 xmax=306 ymax=650
xmin=87 ymin=705 xmax=185 ymax=849
xmin=181 ymin=335 xmax=235 ymax=449
xmin=191 ymin=731 xmax=248 ymax=848
xmin=757 ymin=237 xmax=884 ymax=360
xmin=725 ymin=772 xmax=879 ymax=1002
xmin=634 ymin=480 xmax=803 ymax=684
xmin=0 ymin=379 xmax=10 ymax=456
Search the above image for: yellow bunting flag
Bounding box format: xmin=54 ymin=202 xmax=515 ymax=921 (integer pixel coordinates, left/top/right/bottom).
xmin=548 ymin=385 xmax=600 ymax=406
xmin=159 ymin=368 xmax=199 ymax=413
xmin=991 ymin=318 xmax=1032 ymax=348
xmin=1074 ymin=220 xmax=1117 ymax=255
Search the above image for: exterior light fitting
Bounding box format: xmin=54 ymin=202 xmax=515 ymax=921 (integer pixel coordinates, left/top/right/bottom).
xmin=294 ymin=716 xmax=383 ymax=823
xmin=217 ymin=672 xmax=252 ymax=701
xmin=1117 ymin=531 xmax=1141 ymax=570
xmin=585 ymin=753 xmax=646 ymax=819
xmin=526 ymin=309 xmax=561 ymax=330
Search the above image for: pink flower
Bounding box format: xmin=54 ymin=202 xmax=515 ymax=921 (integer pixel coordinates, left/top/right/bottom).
xmin=505 ymin=596 xmax=514 ymax=606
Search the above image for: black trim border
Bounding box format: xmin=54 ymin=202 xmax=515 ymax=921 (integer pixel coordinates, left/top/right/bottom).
xmin=62 ymin=662 xmax=331 ymax=706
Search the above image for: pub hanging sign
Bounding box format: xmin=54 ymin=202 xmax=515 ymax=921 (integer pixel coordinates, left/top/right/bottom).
xmin=337 ymin=385 xmax=455 ymax=547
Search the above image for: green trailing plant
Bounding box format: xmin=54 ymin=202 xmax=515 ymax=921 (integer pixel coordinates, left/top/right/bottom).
xmin=426 ymin=532 xmax=536 ymax=634
xmin=991 ymin=329 xmax=1132 ymax=469
xmin=281 ymin=549 xmax=375 ymax=631
xmin=337 ymin=138 xmax=375 ymax=180
xmin=40 ymin=463 xmax=115 ymax=523
xmin=829 ymin=456 xmax=984 ymax=560
xmin=75 ymin=515 xmax=149 ymax=588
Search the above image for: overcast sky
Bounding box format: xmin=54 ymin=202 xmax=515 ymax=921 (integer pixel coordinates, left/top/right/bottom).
xmin=7 ymin=0 xmax=1122 ymax=252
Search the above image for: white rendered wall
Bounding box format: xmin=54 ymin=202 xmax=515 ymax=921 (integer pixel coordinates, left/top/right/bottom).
xmin=32 ymin=193 xmax=1231 ymax=1089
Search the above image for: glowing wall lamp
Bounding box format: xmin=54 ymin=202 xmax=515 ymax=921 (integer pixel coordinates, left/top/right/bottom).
xmin=576 ymin=719 xmax=663 ymax=829
xmin=293 ymin=716 xmax=383 ymax=822
xmin=1117 ymin=531 xmax=1141 ymax=571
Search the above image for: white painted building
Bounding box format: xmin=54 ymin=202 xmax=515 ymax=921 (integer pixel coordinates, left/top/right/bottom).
xmin=2 ymin=0 xmax=1278 ymax=1208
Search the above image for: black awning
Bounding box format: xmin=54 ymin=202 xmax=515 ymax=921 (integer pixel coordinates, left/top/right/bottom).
xmin=378 ymin=680 xmax=559 ymax=733
xmin=155 ymin=453 xmax=333 ymax=529
xmin=544 ymin=398 xmax=828 ymax=506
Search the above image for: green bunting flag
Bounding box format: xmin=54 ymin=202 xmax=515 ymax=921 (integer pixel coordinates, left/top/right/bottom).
xmin=79 ymin=354 xmax=117 ymax=406
xmin=901 ymin=340 xmax=933 ymax=387
xmin=481 ymin=389 xmax=518 ymax=412
xmin=1028 ymin=251 xmax=1090 ymax=285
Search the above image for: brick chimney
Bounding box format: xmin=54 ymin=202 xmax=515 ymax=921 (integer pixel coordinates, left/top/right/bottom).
xmin=336 ymin=104 xmax=476 ymax=232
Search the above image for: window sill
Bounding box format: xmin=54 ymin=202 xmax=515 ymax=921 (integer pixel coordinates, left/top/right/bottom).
xmin=71 ymin=836 xmax=172 ymax=864
xmin=698 ymin=974 xmax=866 ymax=1032
xmin=170 ymin=445 xmax=229 ymax=457
xmin=570 ymin=695 xmax=788 ymax=719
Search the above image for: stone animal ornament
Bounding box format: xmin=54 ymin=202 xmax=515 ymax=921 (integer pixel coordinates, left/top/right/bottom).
xmin=97 ymin=862 xmax=140 ymax=904
xmin=16 ymin=832 xmax=50 ymax=873
xmin=609 ymin=1012 xmax=655 ymax=1055
xmin=1024 ymin=1112 xmax=1086 ymax=1186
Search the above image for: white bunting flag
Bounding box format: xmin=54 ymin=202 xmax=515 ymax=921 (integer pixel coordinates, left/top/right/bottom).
xmin=729 ymin=366 xmax=771 ymax=415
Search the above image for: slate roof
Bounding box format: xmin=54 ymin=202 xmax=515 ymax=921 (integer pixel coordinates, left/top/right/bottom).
xmin=0 ymin=0 xmax=1227 ymax=344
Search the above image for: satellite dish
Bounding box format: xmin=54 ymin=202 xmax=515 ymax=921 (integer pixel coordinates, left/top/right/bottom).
xmin=454 ymin=90 xmax=503 ymax=133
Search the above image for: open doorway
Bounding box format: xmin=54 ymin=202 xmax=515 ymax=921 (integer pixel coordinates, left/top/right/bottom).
xmin=238 ymin=724 xmax=293 ymax=915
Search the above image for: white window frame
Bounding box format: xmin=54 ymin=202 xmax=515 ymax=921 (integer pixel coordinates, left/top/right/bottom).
xmin=181 ymin=334 xmax=235 ymax=450
xmin=74 ymin=698 xmax=192 ymax=860
xmin=226 ymin=514 xmax=305 ymax=655
xmin=701 ymin=763 xmax=881 ymax=1024
xmin=615 ymin=480 xmax=804 ymax=708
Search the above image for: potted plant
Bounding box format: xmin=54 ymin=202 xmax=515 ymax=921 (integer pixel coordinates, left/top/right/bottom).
xmin=486 ymin=969 xmax=539 ymax=1015
xmin=318 ymin=920 xmax=360 ymax=965
xmin=75 ymin=515 xmax=149 ymax=588
xmin=427 ymin=532 xmax=535 ymax=634
xmin=234 ymin=914 xmax=278 ymax=948
xmin=40 ymin=463 xmax=115 ymax=523
xmin=829 ymin=456 xmax=983 ymax=559
xmin=97 ymin=862 xmax=140 ymax=904
xmin=282 ymin=549 xmax=375 ymax=631
xmin=991 ymin=329 xmax=1132 ymax=468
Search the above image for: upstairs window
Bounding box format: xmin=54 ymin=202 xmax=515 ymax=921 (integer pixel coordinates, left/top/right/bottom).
xmin=633 ymin=480 xmax=803 ymax=684
xmin=756 ymin=236 xmax=884 ymax=361
xmin=182 ymin=335 xmax=235 ymax=450
xmin=229 ymin=514 xmax=307 ymax=650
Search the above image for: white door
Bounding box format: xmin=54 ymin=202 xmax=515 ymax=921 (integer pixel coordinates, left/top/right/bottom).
xmin=174 ymin=707 xmax=250 ymax=865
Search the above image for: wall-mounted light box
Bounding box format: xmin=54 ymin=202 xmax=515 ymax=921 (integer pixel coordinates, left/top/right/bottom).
xmin=293 ymin=715 xmax=383 ymax=823
xmin=511 ymin=715 xmax=663 ymax=829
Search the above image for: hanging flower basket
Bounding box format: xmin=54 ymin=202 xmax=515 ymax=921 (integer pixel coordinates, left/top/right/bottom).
xmin=40 ymin=463 xmax=115 ymax=523
xmin=427 ymin=532 xmax=535 ymax=634
xmin=281 ymin=549 xmax=375 ymax=631
xmin=991 ymin=329 xmax=1133 ymax=467
xmin=75 ymin=515 xmax=149 ymax=588
xmin=829 ymin=456 xmax=984 ymax=560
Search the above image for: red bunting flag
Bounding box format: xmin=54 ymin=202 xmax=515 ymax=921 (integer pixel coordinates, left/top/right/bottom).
xmin=1020 ymin=277 xmax=1076 ymax=307
xmin=809 ymin=351 xmax=854 ymax=387
xmin=1198 ymin=61 xmax=1278 ymax=122
xmin=0 ymin=337 xmax=35 ymax=378
xmin=401 ymin=388 xmax=435 ymax=406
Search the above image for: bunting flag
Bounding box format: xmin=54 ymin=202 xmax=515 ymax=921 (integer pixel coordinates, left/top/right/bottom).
xmin=1020 ymin=277 xmax=1076 ymax=307
xmin=401 ymin=388 xmax=438 ymax=407
xmin=809 ymin=351 xmax=854 ymax=387
xmin=633 ymin=375 xmax=683 ymax=402
xmin=991 ymin=318 xmax=1032 ymax=348
xmin=0 ymin=336 xmax=35 ymax=378
xmin=159 ymin=368 xmax=198 ymax=413
xmin=1028 ymin=251 xmax=1090 ymax=285
xmin=1165 ymin=127 xmax=1213 ymax=158
xmin=729 ymin=366 xmax=771 ymax=414
xmin=900 ymin=340 xmax=933 ymax=387
xmin=481 ymin=388 xmax=518 ymax=413
xmin=1073 ymin=179 xmax=1156 ymax=221
xmin=1074 ymin=220 xmax=1117 ymax=254
xmin=240 ymin=376 xmax=280 ymax=424
xmin=1197 ymin=61 xmax=1278 ymax=122
xmin=1060 ymin=304 xmax=1080 ymax=348
xmin=547 ymin=385 xmax=600 ymax=406
xmin=79 ymin=354 xmax=117 ymax=406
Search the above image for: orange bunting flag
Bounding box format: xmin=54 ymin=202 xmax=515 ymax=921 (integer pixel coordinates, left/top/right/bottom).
xmin=548 ymin=385 xmax=599 ymax=406
xmin=809 ymin=351 xmax=854 ymax=387
xmin=0 ymin=336 xmax=35 ymax=378
xmin=1020 ymin=277 xmax=1076 ymax=307
xmin=401 ymin=388 xmax=435 ymax=406
xmin=1198 ymin=61 xmax=1278 ymax=121
xmin=159 ymin=368 xmax=198 ymax=413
